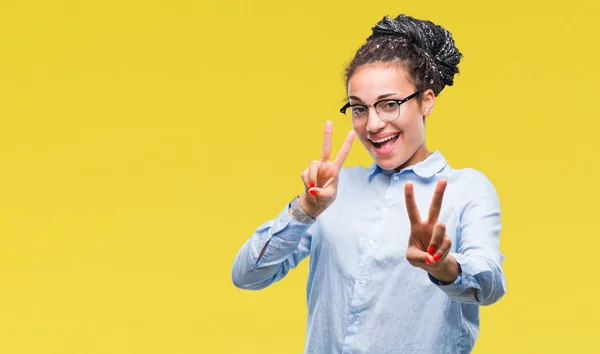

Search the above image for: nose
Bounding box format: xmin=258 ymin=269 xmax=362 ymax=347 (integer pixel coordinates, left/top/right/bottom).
xmin=366 ymin=106 xmax=385 ymax=132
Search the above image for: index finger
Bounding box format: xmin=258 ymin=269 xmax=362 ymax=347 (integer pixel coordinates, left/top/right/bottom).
xmin=321 ymin=120 xmax=333 ymax=162
xmin=332 ymin=129 xmax=356 ymax=170
xmin=404 ymin=182 xmax=422 ymax=225
xmin=427 ymin=179 xmax=447 ymax=223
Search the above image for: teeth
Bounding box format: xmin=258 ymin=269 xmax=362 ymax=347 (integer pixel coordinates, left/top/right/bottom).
xmin=371 ymin=134 xmax=399 ymax=143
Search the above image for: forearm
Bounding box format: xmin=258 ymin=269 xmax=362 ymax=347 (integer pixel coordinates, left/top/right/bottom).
xmin=231 ymin=238 xmax=291 ymax=290
xmin=231 ymin=204 xmax=313 ymax=290
xmin=251 ymin=201 xmax=312 ymax=262
xmin=251 ymin=200 xmax=310 ymax=265
xmin=458 ymin=252 xmax=506 ymax=306
xmin=429 ymin=252 xmax=506 ymax=306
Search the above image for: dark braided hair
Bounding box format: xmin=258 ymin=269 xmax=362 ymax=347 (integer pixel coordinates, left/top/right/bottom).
xmin=345 ymin=14 xmax=462 ymax=97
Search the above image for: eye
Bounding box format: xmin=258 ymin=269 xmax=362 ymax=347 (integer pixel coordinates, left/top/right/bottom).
xmin=380 ymin=100 xmax=399 ymax=112
xmin=351 ymin=106 xmax=367 ymax=117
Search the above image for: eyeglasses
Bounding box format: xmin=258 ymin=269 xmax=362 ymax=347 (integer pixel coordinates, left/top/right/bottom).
xmin=339 ymin=90 xmax=424 ymax=127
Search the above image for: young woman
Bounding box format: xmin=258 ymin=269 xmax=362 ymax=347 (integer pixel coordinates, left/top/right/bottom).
xmin=232 ymin=14 xmax=506 ymax=354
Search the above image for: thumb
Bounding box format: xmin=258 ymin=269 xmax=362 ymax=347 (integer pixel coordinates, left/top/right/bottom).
xmin=406 ymin=246 xmax=435 ymax=266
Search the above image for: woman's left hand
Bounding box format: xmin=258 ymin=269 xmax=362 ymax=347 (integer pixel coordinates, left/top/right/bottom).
xmin=404 ymin=179 xmax=453 ymax=272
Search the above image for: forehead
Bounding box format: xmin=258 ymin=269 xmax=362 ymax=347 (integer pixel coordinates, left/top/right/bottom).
xmin=347 ymin=63 xmax=414 ymax=101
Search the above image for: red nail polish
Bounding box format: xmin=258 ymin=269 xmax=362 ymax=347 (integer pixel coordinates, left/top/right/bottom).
xmin=309 ymin=189 xmax=317 ymax=195
xmin=309 ymin=182 xmax=315 ymax=188
xmin=425 ymin=258 xmax=433 ymax=265
xmin=428 ymin=247 xmax=435 ymax=255
xmin=433 ymin=254 xmax=441 ymax=261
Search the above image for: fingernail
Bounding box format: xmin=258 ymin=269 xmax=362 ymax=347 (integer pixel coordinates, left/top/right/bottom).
xmin=433 ymin=254 xmax=441 ymax=261
xmin=425 ymin=258 xmax=433 ymax=265
xmin=309 ymin=182 xmax=315 ymax=188
xmin=309 ymin=189 xmax=318 ymax=195
xmin=428 ymin=247 xmax=435 ymax=255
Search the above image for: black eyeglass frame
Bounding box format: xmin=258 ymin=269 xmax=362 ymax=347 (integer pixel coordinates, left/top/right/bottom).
xmin=339 ymin=90 xmax=424 ymax=121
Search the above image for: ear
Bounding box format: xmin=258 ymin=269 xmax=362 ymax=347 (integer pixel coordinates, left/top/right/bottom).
xmin=420 ymin=89 xmax=435 ymax=116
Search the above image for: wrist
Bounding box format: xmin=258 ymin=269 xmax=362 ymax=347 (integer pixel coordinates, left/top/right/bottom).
xmin=298 ymin=193 xmax=321 ymax=218
xmin=428 ymin=255 xmax=460 ymax=284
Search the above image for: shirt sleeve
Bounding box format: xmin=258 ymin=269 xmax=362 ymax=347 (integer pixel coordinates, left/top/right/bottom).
xmin=231 ymin=202 xmax=314 ymax=290
xmin=428 ymin=175 xmax=507 ymax=306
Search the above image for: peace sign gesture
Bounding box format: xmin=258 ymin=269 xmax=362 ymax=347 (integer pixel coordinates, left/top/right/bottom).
xmin=404 ymin=179 xmax=452 ymax=270
xmin=297 ymin=121 xmax=356 ymax=218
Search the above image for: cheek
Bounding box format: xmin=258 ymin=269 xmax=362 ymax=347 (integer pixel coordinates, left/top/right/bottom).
xmin=396 ymin=117 xmax=425 ymax=142
xmin=353 ymin=126 xmax=368 ymax=142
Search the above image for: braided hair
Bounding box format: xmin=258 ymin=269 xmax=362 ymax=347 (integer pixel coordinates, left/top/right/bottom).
xmin=345 ymin=14 xmax=462 ymax=97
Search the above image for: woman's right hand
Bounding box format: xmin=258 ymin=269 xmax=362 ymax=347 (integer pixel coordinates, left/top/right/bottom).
xmin=298 ymin=120 xmax=356 ymax=218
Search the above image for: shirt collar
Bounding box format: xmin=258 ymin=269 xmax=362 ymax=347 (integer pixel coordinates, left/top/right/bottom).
xmin=365 ymin=150 xmax=448 ymax=180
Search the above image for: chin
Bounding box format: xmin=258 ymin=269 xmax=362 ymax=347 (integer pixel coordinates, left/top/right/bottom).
xmin=371 ymin=153 xmax=408 ymax=171
xmin=360 ymin=137 xmax=416 ymax=171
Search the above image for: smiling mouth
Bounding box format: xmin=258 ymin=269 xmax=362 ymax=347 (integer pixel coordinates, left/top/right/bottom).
xmin=370 ymin=133 xmax=400 ymax=149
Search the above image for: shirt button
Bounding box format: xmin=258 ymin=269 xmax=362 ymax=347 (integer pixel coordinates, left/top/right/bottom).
xmin=382 ymin=207 xmax=388 ymax=213
xmin=393 ymin=175 xmax=399 ymax=181
xmin=368 ymin=239 xmax=374 ymax=246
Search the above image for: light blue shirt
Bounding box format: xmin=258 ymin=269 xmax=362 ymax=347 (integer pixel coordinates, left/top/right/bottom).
xmin=232 ymin=151 xmax=506 ymax=354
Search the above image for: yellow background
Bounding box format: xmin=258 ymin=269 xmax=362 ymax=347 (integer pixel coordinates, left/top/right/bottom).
xmin=0 ymin=0 xmax=597 ymax=353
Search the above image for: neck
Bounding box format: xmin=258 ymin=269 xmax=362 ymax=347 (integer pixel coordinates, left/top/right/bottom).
xmin=395 ymin=144 xmax=431 ymax=172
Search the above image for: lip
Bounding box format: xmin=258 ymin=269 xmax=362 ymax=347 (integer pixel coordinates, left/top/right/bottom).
xmin=368 ymin=132 xmax=401 ymax=142
xmin=370 ymin=132 xmax=401 ymax=156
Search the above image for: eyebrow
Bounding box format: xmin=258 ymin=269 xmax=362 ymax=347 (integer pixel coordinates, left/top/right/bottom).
xmin=348 ymin=93 xmax=399 ymax=103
